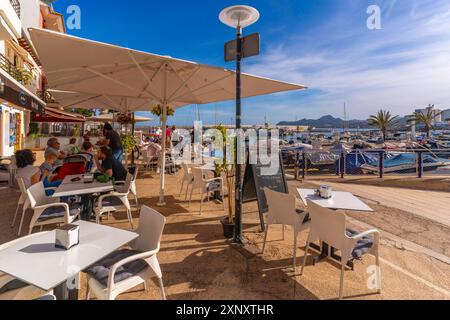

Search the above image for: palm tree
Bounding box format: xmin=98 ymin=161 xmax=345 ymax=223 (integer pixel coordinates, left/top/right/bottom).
xmin=367 ymin=110 xmax=398 ymax=142
xmin=408 ymin=106 xmax=442 ymax=138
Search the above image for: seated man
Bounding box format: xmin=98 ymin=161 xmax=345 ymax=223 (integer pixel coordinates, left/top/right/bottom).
xmin=94 ymin=146 xmax=127 ymax=181
xmin=45 ymin=138 xmax=66 ymax=166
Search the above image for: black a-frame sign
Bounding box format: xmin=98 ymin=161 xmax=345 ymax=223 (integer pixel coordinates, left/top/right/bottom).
xmin=242 ymin=152 xmax=288 ymax=231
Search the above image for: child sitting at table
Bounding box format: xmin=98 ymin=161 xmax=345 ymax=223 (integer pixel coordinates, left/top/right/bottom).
xmin=40 ymin=153 xmax=63 ymax=195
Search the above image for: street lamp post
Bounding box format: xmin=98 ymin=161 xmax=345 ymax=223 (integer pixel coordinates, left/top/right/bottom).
xmin=219 ymin=5 xmax=260 ymax=244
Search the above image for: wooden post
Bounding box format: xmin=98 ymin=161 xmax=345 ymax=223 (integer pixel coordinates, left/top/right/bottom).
xmin=379 ymin=151 xmax=384 ymax=179
xmin=417 ymin=151 xmax=423 ymax=179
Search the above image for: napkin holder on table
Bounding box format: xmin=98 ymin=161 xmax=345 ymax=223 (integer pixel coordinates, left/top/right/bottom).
xmin=319 ymin=185 xmax=333 ymax=199
xmin=83 ymin=174 xmax=94 ymax=183
xmin=55 ymin=224 xmax=80 ymax=250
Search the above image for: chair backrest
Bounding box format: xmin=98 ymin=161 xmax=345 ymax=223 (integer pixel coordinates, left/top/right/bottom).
xmin=132 ymin=206 xmax=166 ymax=252
xmin=115 ymin=173 xmax=133 ymax=194
xmin=16 ymin=177 xmax=28 ymax=198
xmin=27 ymin=182 xmax=50 ymax=208
xmin=306 ymin=200 xmax=347 ymax=250
xmin=147 ymin=144 xmax=160 ymax=158
xmin=264 ymin=188 xmax=298 ymax=226
xmin=181 ymin=162 xmax=192 ymax=178
xmin=129 ymin=166 xmax=138 ymax=181
xmin=9 ymin=155 xmax=17 ymax=171
xmin=64 ymin=155 xmax=88 ymax=164
xmin=191 ymin=167 xmax=205 ymax=187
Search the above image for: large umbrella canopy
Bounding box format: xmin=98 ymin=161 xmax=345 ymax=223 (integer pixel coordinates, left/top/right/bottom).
xmin=47 ymin=90 xmax=186 ymax=112
xmin=87 ymin=113 xmax=154 ymax=123
xmin=29 ymin=27 xmax=307 ymax=205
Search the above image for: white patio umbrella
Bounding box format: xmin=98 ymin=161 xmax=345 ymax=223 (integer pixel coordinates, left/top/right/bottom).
xmin=88 ymin=113 xmax=154 ymax=123
xmin=29 ymin=27 xmax=307 ymax=205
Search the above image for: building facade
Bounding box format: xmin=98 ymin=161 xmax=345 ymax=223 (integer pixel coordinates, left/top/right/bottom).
xmin=414 ymin=105 xmax=442 ymax=125
xmin=441 ymin=109 xmax=450 ymax=123
xmin=0 ymin=0 xmax=64 ymax=157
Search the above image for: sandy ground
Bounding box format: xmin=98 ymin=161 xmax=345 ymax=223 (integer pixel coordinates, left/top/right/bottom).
xmin=0 ymin=166 xmax=449 ymax=300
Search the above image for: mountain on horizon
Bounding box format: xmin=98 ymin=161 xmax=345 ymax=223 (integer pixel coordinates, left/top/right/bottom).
xmin=277 ymin=115 xmax=407 ymax=129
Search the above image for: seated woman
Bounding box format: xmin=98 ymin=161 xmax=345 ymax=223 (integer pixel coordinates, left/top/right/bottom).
xmin=15 ymin=150 xmax=41 ymax=189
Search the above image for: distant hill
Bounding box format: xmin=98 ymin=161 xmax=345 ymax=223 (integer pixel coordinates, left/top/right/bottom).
xmin=277 ymin=115 xmax=408 ymax=129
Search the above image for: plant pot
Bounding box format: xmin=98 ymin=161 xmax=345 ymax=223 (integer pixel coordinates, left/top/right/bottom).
xmin=220 ymin=217 xmax=235 ymax=239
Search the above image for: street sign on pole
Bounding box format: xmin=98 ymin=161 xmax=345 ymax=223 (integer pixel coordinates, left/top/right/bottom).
xmin=225 ymin=33 xmax=260 ymax=62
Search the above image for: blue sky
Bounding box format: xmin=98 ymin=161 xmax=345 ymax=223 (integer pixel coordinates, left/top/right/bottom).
xmin=52 ymin=0 xmax=450 ymax=126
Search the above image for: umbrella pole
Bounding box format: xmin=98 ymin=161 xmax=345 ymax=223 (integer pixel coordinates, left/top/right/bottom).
xmin=157 ymin=102 xmax=167 ymax=206
xmin=131 ymin=112 xmax=135 ymax=165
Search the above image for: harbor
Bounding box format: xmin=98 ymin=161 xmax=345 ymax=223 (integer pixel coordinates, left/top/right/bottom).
xmin=0 ymin=0 xmax=449 ymax=305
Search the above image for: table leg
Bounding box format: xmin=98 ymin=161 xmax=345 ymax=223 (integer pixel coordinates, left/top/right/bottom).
xmin=54 ymin=273 xmax=79 ymax=300
xmin=80 ymin=194 xmax=94 ymax=221
xmin=311 ymin=242 xmax=328 ymax=265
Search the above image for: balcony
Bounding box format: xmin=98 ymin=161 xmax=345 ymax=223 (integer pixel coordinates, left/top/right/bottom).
xmin=0 ymin=53 xmax=33 ymax=87
xmin=9 ymin=0 xmax=20 ymax=18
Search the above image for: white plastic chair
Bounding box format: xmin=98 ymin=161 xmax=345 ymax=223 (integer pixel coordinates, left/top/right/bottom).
xmin=189 ymin=167 xmax=225 ymax=215
xmin=11 ymin=177 xmax=31 ymax=233
xmin=179 ymin=163 xmax=194 ymax=200
xmin=262 ymin=188 xmax=309 ymax=272
xmin=117 ymin=167 xmax=139 ymax=208
xmin=26 ymin=182 xmax=80 ymax=235
xmin=300 ymin=200 xmax=381 ymax=299
xmin=130 ymin=167 xmax=139 ymax=207
xmin=86 ymin=205 xmax=167 ymax=300
xmin=8 ymin=155 xmax=17 ymax=187
xmin=0 ymin=232 xmax=52 ymax=300
xmin=141 ymin=146 xmax=159 ymax=172
xmin=95 ymin=173 xmax=134 ymax=229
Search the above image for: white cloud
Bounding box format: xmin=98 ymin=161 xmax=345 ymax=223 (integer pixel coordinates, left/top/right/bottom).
xmin=242 ymin=0 xmax=450 ymax=121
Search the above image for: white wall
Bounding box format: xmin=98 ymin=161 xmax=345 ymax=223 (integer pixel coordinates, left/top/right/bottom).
xmin=0 ymin=0 xmax=22 ymax=39
xmin=18 ymin=0 xmax=41 ymax=38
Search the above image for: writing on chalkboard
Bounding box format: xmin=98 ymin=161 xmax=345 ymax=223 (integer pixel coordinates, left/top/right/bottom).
xmin=242 ymin=152 xmax=288 ymax=231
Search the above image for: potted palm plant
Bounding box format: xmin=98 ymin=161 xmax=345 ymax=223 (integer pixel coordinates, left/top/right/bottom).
xmin=213 ymin=125 xmax=235 ymax=238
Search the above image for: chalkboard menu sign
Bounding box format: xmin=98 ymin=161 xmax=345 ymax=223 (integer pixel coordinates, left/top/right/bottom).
xmin=242 ymin=152 xmax=288 ymax=231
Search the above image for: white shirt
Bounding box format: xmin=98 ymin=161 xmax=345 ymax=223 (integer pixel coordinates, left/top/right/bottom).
xmin=16 ymin=165 xmax=40 ymax=189
xmin=171 ymin=129 xmax=180 ymax=142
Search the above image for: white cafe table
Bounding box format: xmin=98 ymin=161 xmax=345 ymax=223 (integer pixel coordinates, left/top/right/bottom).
xmin=199 ymin=163 xmax=216 ymax=171
xmin=297 ymin=188 xmax=374 ymax=212
xmin=53 ymin=175 xmax=114 ymax=220
xmin=297 ymin=188 xmax=373 ymax=269
xmin=0 ymin=221 xmax=138 ymax=300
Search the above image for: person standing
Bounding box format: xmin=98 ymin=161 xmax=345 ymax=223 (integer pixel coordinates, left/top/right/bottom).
xmin=102 ymin=123 xmax=124 ymax=162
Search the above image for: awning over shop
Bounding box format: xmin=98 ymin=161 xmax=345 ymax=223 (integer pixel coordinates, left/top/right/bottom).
xmin=31 ymin=107 xmax=85 ymax=123
xmin=0 ymin=71 xmax=45 ymax=114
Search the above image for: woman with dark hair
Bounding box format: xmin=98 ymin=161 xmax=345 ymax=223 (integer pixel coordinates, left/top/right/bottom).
xmin=15 ymin=149 xmax=41 ymax=188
